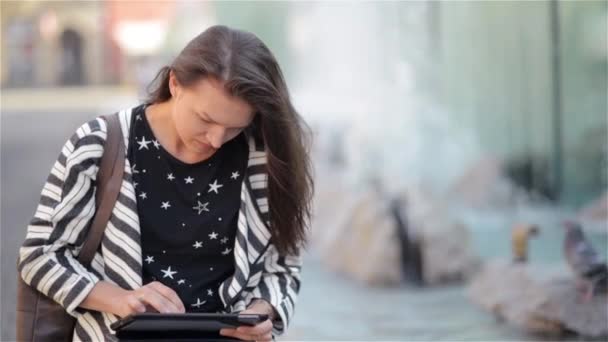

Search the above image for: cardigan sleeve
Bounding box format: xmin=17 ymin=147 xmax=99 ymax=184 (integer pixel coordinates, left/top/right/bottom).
xmin=17 ymin=118 xmax=107 ymax=317
xmin=250 ymin=244 xmax=302 ymax=336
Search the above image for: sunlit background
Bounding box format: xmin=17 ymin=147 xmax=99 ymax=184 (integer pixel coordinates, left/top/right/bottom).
xmin=2 ymin=1 xmax=607 ymax=341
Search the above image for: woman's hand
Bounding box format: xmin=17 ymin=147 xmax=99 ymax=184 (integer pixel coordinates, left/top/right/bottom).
xmin=219 ymin=299 xmax=276 ymax=341
xmin=116 ymin=281 xmax=186 ymax=318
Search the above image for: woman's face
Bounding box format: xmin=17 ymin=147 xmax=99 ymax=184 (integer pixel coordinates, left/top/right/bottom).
xmin=169 ymin=72 xmax=255 ymax=156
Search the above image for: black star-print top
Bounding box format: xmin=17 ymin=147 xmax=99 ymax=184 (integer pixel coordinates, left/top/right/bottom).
xmin=127 ymin=104 xmax=248 ymax=313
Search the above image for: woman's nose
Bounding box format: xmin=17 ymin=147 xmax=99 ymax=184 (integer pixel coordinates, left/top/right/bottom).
xmin=207 ymin=126 xmax=227 ymax=149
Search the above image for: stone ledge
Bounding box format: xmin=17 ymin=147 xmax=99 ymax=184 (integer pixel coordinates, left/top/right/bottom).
xmin=468 ymin=260 xmax=607 ymax=338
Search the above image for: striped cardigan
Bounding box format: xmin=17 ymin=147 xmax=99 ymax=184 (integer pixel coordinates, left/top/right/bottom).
xmin=17 ymin=107 xmax=302 ymax=341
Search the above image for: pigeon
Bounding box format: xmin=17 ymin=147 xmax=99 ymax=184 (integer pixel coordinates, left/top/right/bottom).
xmin=563 ymin=220 xmax=608 ymax=302
xmin=511 ymin=223 xmax=540 ymax=263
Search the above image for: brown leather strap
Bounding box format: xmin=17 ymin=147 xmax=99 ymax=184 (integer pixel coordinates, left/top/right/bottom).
xmin=77 ymin=114 xmax=125 ymax=266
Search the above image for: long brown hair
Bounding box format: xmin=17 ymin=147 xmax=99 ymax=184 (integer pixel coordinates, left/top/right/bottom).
xmin=147 ymin=25 xmax=313 ymax=256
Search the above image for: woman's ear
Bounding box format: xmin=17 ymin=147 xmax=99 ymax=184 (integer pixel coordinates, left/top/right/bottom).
xmin=168 ymin=70 xmax=180 ymax=98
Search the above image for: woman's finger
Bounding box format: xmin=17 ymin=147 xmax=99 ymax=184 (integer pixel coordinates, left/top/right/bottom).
xmin=220 ymin=327 xmax=272 ymax=342
xmin=235 ymin=319 xmax=272 ymax=336
xmin=137 ymin=287 xmax=179 ymax=313
xmin=250 ymin=332 xmax=272 ymax=342
xmin=148 ymin=281 xmax=185 ymax=312
xmin=126 ymin=295 xmax=147 ymax=314
xmin=259 ymin=333 xmax=272 ymax=341
xmin=219 ymin=328 xmax=255 ymax=341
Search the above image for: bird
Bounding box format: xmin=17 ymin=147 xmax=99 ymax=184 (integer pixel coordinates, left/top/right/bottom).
xmin=511 ymin=223 xmax=540 ymax=263
xmin=563 ymin=220 xmax=608 ymax=302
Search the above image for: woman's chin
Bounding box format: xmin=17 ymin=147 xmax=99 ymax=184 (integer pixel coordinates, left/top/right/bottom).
xmin=191 ymin=141 xmax=215 ymax=154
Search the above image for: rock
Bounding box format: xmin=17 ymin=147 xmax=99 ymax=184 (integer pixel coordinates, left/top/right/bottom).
xmin=319 ymin=188 xmax=403 ymax=286
xmin=468 ymin=260 xmax=608 ymax=338
xmin=312 ymin=180 xmax=480 ymax=286
xmin=418 ymin=218 xmax=480 ymax=284
xmin=395 ymin=187 xmax=481 ymax=285
xmin=578 ymin=192 xmax=608 ymax=225
xmin=309 ymin=169 xmax=403 ymax=287
xmin=448 ymin=156 xmax=517 ymax=208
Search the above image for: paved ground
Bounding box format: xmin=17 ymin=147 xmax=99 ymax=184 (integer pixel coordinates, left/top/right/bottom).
xmin=282 ymin=255 xmax=534 ymax=341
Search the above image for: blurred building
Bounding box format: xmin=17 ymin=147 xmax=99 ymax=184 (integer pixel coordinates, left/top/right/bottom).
xmin=1 ymin=0 xmax=605 ymax=207
xmin=2 ymin=1 xmax=108 ymax=87
xmin=1 ymin=0 xmax=176 ymax=88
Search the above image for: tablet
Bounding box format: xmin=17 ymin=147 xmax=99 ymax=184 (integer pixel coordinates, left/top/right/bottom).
xmin=111 ymin=313 xmax=268 ymax=336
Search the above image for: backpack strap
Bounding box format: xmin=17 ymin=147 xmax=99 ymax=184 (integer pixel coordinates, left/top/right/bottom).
xmin=77 ymin=113 xmax=125 ymax=265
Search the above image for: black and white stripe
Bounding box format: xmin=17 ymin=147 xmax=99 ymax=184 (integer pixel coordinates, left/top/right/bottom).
xmin=18 ymin=106 xmax=301 ymax=341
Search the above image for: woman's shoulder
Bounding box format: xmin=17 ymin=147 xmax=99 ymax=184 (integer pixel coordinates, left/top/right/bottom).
xmin=68 ymin=104 xmax=140 ymax=150
xmin=69 ymin=117 xmax=108 ymax=147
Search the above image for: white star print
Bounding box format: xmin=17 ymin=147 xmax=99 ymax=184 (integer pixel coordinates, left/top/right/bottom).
xmin=231 ymin=171 xmax=240 ymax=180
xmin=167 ymin=173 xmax=175 ymax=181
xmin=153 ymin=140 xmax=161 ymax=149
xmin=132 ymin=164 xmax=139 ymax=174
xmin=193 ymin=241 xmax=203 ymax=249
xmin=177 ymin=279 xmax=185 ymax=285
xmin=161 ymin=266 xmax=177 ymax=279
xmin=185 ymin=176 xmax=194 ymax=184
xmin=136 ymin=114 xmax=142 ymax=121
xmin=137 ymin=136 xmax=151 ymax=150
xmin=207 ymin=289 xmax=213 ymax=296
xmin=220 ymin=237 xmax=229 ymax=244
xmin=192 ymin=201 xmax=209 ymax=215
xmin=145 ymin=255 xmax=154 ymax=264
xmin=161 ymin=201 xmax=171 ymax=210
xmin=133 ymin=182 xmax=138 ymax=188
xmin=139 ymin=192 xmax=147 ymax=199
xmin=191 ymin=298 xmax=206 ymax=308
xmin=221 ymin=248 xmax=232 ymax=255
xmin=209 ymin=232 xmax=218 ymax=240
xmin=208 ymin=179 xmax=223 ymax=194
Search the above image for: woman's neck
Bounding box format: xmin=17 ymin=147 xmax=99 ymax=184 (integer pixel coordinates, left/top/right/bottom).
xmin=145 ymin=100 xmax=181 ymax=149
xmin=144 ymin=101 xmax=216 ymax=164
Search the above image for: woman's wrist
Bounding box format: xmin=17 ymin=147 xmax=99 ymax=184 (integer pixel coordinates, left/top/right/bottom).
xmin=249 ymin=298 xmax=277 ymax=321
xmin=80 ymin=281 xmax=132 ymax=317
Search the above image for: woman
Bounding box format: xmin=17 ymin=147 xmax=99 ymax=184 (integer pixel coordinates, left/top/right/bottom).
xmin=18 ymin=25 xmax=313 ymax=341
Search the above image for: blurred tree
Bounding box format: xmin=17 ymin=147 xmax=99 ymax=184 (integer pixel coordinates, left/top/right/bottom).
xmin=437 ymin=0 xmax=607 ymax=207
xmin=213 ymin=1 xmax=293 ymax=81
